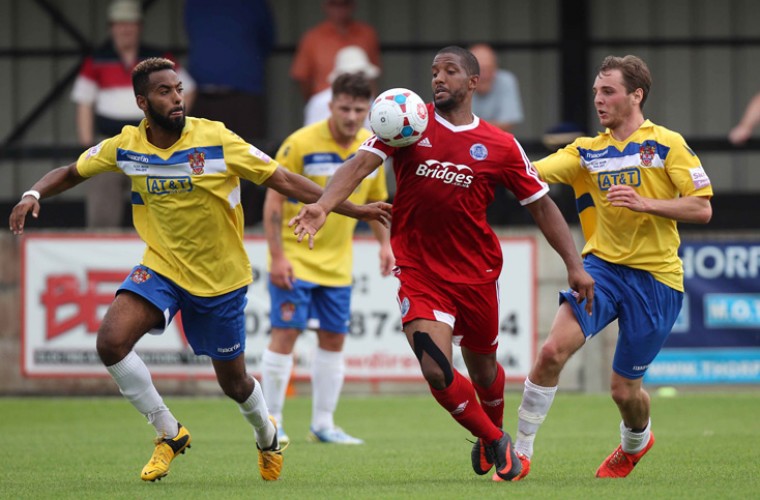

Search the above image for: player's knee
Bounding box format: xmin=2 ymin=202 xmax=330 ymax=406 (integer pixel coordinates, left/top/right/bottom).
xmin=536 ymin=340 xmax=568 ymax=374
xmin=412 ymin=331 xmax=453 ymax=389
xmin=421 ymin=367 xmax=449 ymax=391
xmin=218 ymin=375 xmax=253 ymax=403
xmin=609 ymin=377 xmax=639 ymax=406
xmin=467 ymin=360 xmax=497 ymax=389
xmin=95 ymin=330 xmax=130 ymax=366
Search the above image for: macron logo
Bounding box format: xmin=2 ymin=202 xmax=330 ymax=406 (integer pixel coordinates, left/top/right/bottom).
xmin=417 ymin=137 xmax=432 ymax=147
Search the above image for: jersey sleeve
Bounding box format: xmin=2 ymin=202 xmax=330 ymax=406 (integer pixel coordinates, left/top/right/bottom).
xmin=75 ymin=136 xmax=121 ymax=177
xmin=534 ymin=140 xmax=584 ymax=185
xmin=223 ymin=127 xmax=279 ymax=184
xmin=358 ymin=134 xmax=392 ymax=161
xmin=500 ymin=137 xmax=549 ymax=205
xmin=664 ymin=135 xmax=713 ymax=198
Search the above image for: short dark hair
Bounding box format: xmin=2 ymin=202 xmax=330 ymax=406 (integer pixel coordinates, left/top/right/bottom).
xmin=132 ymin=57 xmax=175 ymax=96
xmin=436 ymin=46 xmax=480 ymax=76
xmin=598 ymin=55 xmax=652 ymax=109
xmin=331 ymin=72 xmax=372 ymax=101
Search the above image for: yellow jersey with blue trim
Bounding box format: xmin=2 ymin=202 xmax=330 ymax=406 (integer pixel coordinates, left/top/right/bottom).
xmin=535 ymin=120 xmax=713 ymax=292
xmin=273 ymin=120 xmax=388 ymax=286
xmin=75 ymin=117 xmax=279 ymax=296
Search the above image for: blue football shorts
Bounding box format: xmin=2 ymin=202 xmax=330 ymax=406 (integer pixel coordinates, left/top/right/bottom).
xmin=268 ymin=278 xmax=351 ymax=334
xmin=560 ymin=254 xmax=683 ymax=380
xmin=117 ymin=265 xmax=248 ymax=361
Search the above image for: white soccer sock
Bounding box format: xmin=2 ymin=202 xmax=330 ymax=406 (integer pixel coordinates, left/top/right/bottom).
xmin=106 ymin=350 xmax=178 ymax=438
xmin=239 ymin=377 xmax=276 ymax=449
xmin=620 ymin=419 xmax=651 ymax=454
xmin=515 ymin=378 xmax=558 ymax=458
xmin=260 ymin=349 xmax=294 ymax=427
xmin=311 ymin=348 xmax=344 ymax=431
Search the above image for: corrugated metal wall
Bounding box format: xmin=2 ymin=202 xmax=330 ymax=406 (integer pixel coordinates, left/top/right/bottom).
xmin=1 ymin=0 xmax=760 ymax=201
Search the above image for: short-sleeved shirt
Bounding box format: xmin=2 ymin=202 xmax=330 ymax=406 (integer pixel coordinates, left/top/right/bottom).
xmin=472 ymin=69 xmax=524 ymax=126
xmin=70 ymin=44 xmax=195 ymax=135
xmin=274 ymin=120 xmax=387 ymax=286
xmin=76 ymin=117 xmax=279 ymax=296
xmin=535 ymin=119 xmax=713 ymax=291
xmin=289 ymin=20 xmax=381 ymax=97
xmin=360 ymin=103 xmax=548 ymax=285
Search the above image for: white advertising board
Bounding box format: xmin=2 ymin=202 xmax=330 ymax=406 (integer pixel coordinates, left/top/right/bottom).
xmin=22 ymin=234 xmax=536 ymax=381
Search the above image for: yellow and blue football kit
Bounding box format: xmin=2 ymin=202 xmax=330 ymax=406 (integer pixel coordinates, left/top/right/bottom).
xmin=271 ymin=119 xmax=387 ymax=287
xmin=77 ymin=117 xmax=278 ymax=296
xmin=536 ymin=120 xmax=713 ymax=378
xmin=536 ymin=120 xmax=712 ymax=292
xmin=268 ymin=120 xmax=388 ymax=332
xmin=77 ymin=117 xmax=279 ymax=359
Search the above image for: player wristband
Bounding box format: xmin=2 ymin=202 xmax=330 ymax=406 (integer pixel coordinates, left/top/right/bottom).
xmin=22 ymin=190 xmax=41 ymax=201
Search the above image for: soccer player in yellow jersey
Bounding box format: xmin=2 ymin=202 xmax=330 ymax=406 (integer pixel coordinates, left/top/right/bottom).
xmin=512 ymin=55 xmax=713 ymax=481
xmin=261 ymin=73 xmax=393 ymax=446
xmin=8 ymin=58 xmax=390 ymax=482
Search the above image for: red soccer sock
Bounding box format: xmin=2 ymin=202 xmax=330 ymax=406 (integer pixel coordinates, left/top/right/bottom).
xmin=472 ymin=362 xmax=505 ymax=429
xmin=429 ymin=369 xmax=502 ymax=443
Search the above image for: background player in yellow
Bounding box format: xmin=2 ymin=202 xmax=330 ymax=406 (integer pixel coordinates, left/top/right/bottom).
xmin=8 ymin=58 xmax=390 ymax=482
xmin=261 ymin=73 xmax=393 ymax=445
xmin=513 ymin=55 xmax=713 ymax=480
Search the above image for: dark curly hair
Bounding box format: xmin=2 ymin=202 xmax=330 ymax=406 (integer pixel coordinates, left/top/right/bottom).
xmin=132 ymin=57 xmax=175 ymax=97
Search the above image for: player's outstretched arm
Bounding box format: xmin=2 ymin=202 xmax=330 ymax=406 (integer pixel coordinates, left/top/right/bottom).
xmin=526 ymin=194 xmax=595 ymax=315
xmin=263 ymin=151 xmax=389 ymax=223
xmin=287 ymin=150 xmax=390 ymax=248
xmin=9 ymin=163 xmax=86 ymax=235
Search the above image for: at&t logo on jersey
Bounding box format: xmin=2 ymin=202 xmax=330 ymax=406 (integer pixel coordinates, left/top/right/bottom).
xmin=415 ymin=159 xmax=474 ymax=187
xmin=147 ymin=176 xmax=194 ymax=195
xmin=597 ymin=168 xmax=641 ymax=190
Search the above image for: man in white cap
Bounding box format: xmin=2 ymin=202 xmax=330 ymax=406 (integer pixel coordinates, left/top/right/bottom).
xmin=303 ymin=45 xmax=380 ymax=126
xmin=70 ymin=0 xmax=196 ymax=228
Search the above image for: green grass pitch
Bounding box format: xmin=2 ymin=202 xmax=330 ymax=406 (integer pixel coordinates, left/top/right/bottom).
xmin=1 ymin=392 xmax=757 ymax=499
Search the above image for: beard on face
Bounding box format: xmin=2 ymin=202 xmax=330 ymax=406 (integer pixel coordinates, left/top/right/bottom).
xmin=434 ymin=86 xmax=466 ymax=113
xmin=434 ymin=94 xmax=455 ymax=112
xmin=147 ymin=100 xmax=185 ymax=132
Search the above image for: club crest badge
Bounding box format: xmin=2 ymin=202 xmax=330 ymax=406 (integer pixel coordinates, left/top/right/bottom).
xmin=130 ymin=268 xmax=151 ymax=284
xmin=639 ymin=145 xmax=655 ymax=167
xmin=470 ymin=143 xmax=488 ymax=161
xmin=188 ymin=150 xmax=205 ymax=175
xmin=280 ymin=302 xmax=296 ymax=322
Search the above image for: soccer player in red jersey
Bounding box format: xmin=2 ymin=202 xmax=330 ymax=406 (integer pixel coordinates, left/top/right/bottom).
xmin=291 ymin=45 xmax=594 ymax=481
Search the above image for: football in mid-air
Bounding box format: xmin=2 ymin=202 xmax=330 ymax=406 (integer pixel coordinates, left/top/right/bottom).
xmin=369 ymin=88 xmax=428 ymax=147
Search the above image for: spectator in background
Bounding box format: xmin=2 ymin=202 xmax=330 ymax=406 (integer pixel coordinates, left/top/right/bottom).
xmin=469 ymin=43 xmax=523 ymax=132
xmin=468 ymin=44 xmax=526 ymax=226
xmin=729 ymin=91 xmax=760 ymax=145
xmin=304 ymin=45 xmax=380 ymax=126
xmin=184 ymin=0 xmax=276 ymax=226
xmin=290 ymin=0 xmax=381 ymax=102
xmin=71 ymin=0 xmax=196 ymax=228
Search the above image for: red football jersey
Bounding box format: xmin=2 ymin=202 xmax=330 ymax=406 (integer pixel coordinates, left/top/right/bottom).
xmin=360 ymin=103 xmax=548 ymax=284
